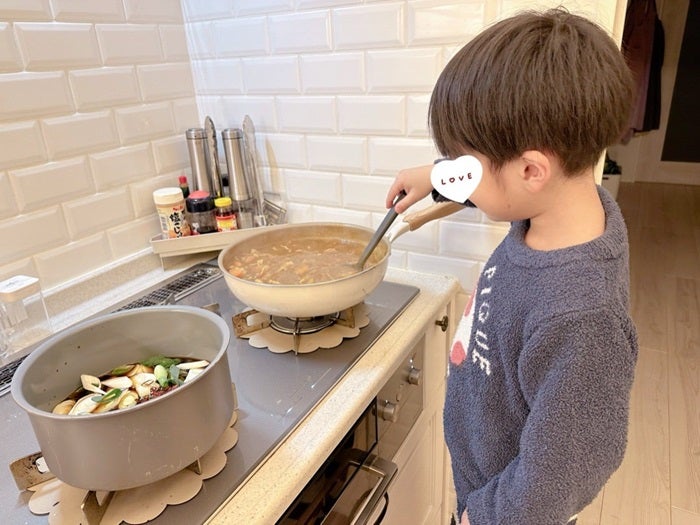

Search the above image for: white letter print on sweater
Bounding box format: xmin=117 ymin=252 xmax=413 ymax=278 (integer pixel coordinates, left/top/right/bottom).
xmin=449 ymin=265 xmax=495 ymax=376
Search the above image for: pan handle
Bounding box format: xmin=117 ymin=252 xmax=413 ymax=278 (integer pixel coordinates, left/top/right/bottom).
xmin=387 ymin=201 xmax=464 ymax=242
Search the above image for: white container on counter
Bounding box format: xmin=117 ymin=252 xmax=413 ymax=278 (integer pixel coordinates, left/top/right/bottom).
xmin=0 ymin=275 xmax=52 ymax=359
xmin=153 ymin=187 xmax=191 ymax=238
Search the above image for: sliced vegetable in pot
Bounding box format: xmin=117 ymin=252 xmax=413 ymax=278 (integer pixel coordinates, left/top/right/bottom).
xmin=52 ymin=356 xmax=210 ymax=416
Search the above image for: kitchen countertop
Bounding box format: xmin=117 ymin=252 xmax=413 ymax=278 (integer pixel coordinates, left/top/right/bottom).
xmin=4 ymin=249 xmax=459 ymax=524
xmin=206 ymin=268 xmax=459 ymax=524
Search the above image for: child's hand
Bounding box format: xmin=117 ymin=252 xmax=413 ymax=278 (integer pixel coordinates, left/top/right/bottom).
xmin=385 ymin=164 xmax=434 ymax=214
xmin=460 ymin=510 xmax=471 ymax=525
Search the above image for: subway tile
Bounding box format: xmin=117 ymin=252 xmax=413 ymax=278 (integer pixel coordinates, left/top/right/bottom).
xmin=237 ymin=0 xmax=294 ymax=16
xmin=219 ymin=96 xmax=277 ymax=132
xmin=10 ymin=156 xmax=93 ymax=212
xmin=284 ymin=169 xmax=341 ymax=206
xmin=277 ymin=96 xmax=336 ymax=133
xmin=332 ymin=3 xmax=403 ymax=49
xmin=311 ymin=205 xmax=372 ymax=227
xmin=62 ymin=187 xmax=134 ymax=239
xmin=300 ymin=52 xmax=364 ymax=93
xmin=214 ymin=17 xmax=268 ymax=57
xmin=172 ymin=98 xmax=201 ymax=132
xmin=185 ymin=20 xmax=216 ymax=60
xmin=407 ymin=94 xmax=430 ymax=136
xmin=129 ymin=172 xmax=181 ymax=217
xmin=338 ymin=95 xmax=404 ymax=135
xmin=34 ymin=233 xmax=112 ymax=289
xmin=0 ymin=1 xmax=52 ymax=22
xmin=124 ymin=0 xmax=183 ymax=23
xmin=341 ymin=174 xmax=390 ymax=211
xmin=137 ymin=63 xmax=195 ymax=102
xmin=114 ymin=102 xmax=175 ymax=144
xmin=181 ymin=0 xmax=234 ymax=21
xmin=407 ymin=1 xmax=484 ymax=44
xmin=257 ymin=133 xmax=306 ymax=169
xmin=242 ymin=56 xmax=299 ymax=94
xmin=96 ymin=24 xmax=163 ymax=65
xmin=306 ymin=135 xmax=366 ymax=173
xmin=52 ymin=0 xmax=126 ymax=22
xmin=284 ymin=201 xmax=313 ymax=223
xmin=151 ymin=135 xmax=190 ymax=174
xmin=407 ymin=251 xmax=479 ymax=291
xmin=366 ymin=48 xmax=442 ymax=92
xmin=0 ymin=172 xmax=18 ymax=219
xmin=368 ymin=137 xmax=436 ymax=175
xmin=0 ymin=23 xmax=23 ymax=71
xmin=15 ymin=22 xmax=101 ymax=70
xmin=0 ymin=121 xmax=47 ymax=170
xmin=387 ymin=249 xmax=407 ymax=269
xmin=107 ymin=215 xmax=161 ymax=259
xmin=269 ymin=11 xmax=331 ymax=53
xmin=159 ymin=25 xmax=191 ymax=61
xmin=0 ymin=207 xmax=69 ymax=267
xmin=297 ymin=0 xmax=358 ymax=8
xmin=191 ymin=58 xmax=243 ymax=95
xmin=41 ymin=111 xmax=119 ymax=159
xmin=438 ymin=221 xmax=508 ymax=261
xmin=89 ymin=144 xmax=155 ymax=190
xmin=69 ymin=67 xmax=141 ymax=111
xmin=0 ymin=72 xmax=73 ymax=120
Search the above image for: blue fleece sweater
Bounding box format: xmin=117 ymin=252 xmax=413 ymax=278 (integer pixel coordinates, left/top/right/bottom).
xmin=444 ymin=186 xmax=638 ymax=525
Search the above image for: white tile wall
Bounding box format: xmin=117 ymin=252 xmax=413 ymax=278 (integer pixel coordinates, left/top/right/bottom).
xmin=0 ymin=0 xmax=619 ymax=293
xmin=0 ymin=3 xmax=195 ymax=288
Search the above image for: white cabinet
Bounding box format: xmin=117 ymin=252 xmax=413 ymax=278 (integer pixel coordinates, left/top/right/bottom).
xmin=377 ymin=299 xmax=456 ymax=525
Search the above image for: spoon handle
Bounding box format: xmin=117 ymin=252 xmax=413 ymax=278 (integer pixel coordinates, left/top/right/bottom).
xmin=356 ymin=191 xmax=406 ymax=269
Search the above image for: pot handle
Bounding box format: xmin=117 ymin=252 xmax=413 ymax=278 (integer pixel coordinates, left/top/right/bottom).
xmin=387 ymin=201 xmax=464 ymax=242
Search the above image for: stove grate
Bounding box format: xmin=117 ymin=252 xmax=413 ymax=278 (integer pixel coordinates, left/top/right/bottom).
xmin=0 ymin=265 xmax=222 ymax=397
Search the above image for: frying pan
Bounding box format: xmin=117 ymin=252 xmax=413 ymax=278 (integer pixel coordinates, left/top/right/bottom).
xmin=217 ymin=201 xmax=463 ymax=318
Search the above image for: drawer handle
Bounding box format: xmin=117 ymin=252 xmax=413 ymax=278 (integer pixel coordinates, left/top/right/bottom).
xmin=435 ymin=315 xmax=449 ymax=332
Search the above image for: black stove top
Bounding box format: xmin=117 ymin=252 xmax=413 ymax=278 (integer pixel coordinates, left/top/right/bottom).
xmin=0 ymin=261 xmax=419 ymax=525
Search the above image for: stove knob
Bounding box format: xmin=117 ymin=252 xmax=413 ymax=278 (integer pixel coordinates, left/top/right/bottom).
xmin=378 ymin=400 xmax=399 ymax=422
xmin=407 ymin=366 xmax=422 ymax=386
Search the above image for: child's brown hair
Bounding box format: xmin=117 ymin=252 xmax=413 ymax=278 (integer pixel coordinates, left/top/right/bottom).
xmin=429 ymin=8 xmax=634 ymax=175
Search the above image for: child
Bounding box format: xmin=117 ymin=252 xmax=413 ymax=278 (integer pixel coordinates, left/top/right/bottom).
xmin=386 ymin=9 xmax=638 ymax=525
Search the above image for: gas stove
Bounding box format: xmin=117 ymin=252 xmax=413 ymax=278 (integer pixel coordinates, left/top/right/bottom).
xmin=0 ymin=260 xmax=419 ymax=524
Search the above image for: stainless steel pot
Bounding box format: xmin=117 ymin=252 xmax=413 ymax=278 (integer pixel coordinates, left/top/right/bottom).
xmin=11 ymin=306 xmax=234 ymax=491
xmin=218 ymin=223 xmax=388 ymax=318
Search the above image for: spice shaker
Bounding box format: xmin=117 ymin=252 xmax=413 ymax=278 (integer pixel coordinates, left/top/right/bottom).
xmin=186 ymin=128 xmax=211 ymax=194
xmin=153 ymin=187 xmax=191 ymax=238
xmin=186 ymin=190 xmax=217 ymax=234
xmin=222 ymin=128 xmax=254 ymax=229
xmin=0 ymin=275 xmax=52 ymax=359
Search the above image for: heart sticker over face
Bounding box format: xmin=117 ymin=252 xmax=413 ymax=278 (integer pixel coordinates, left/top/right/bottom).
xmin=430 ymin=155 xmax=483 ymax=203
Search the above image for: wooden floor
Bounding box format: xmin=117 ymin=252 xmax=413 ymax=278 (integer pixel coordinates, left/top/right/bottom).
xmin=578 ymin=182 xmax=700 ymax=525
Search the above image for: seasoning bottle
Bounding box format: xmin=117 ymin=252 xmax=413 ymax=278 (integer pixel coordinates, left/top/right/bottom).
xmin=153 ymin=187 xmax=191 ymax=238
xmin=214 ymin=197 xmax=237 ymax=231
xmin=178 ymin=174 xmax=190 ymax=199
xmin=186 ymin=191 xmax=217 ymax=234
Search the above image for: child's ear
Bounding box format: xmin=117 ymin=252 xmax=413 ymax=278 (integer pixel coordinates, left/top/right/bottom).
xmin=519 ymin=150 xmax=551 ymax=192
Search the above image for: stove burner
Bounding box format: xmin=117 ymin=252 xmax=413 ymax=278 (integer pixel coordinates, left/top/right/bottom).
xmin=232 ymin=306 xmax=364 ymax=355
xmin=269 ymin=313 xmax=340 ymax=335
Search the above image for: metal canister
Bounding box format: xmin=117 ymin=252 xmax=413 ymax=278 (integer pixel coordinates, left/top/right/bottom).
xmin=221 ymin=128 xmax=253 ymax=228
xmin=186 ymin=128 xmax=211 ymax=194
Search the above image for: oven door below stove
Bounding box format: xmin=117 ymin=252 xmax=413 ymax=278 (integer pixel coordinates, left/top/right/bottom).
xmin=277 ymin=401 xmax=397 ymax=525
